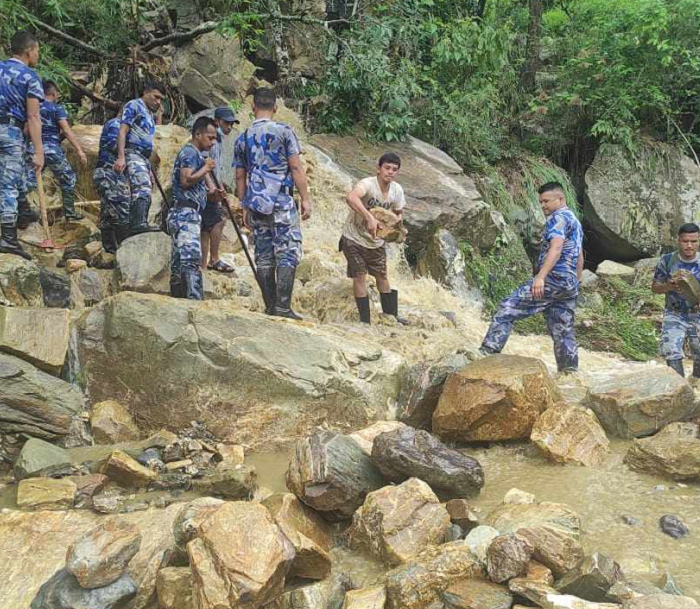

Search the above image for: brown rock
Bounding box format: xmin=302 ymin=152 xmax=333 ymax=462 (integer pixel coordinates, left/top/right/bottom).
xmin=624 ymin=422 xmax=700 ymax=480
xmin=215 ymin=443 xmax=244 ymax=467
xmin=262 ymin=492 xmax=332 ymax=580
xmin=267 ymin=574 xmax=352 ymax=609
xmin=188 ymin=502 xmax=295 ymax=608
xmin=66 ymin=517 xmax=142 ymax=588
xmin=66 ymin=259 xmax=88 ymax=273
xmin=486 ymin=533 xmax=534 ymax=583
xmin=173 ymin=497 xmax=225 ymax=561
xmin=531 ymin=405 xmax=610 ymax=467
xmin=191 ymin=464 xmax=257 ymax=499
xmin=509 ymin=577 xmax=620 ymax=608
xmin=440 ymin=578 xmax=513 ymax=609
xmin=433 ymin=355 xmax=562 ymax=442
xmin=348 ymin=478 xmax=451 ymax=566
xmin=526 ymin=560 xmax=554 ymax=585
xmin=622 ymin=596 xmax=700 ymax=609
xmin=348 ymin=421 xmax=408 ymax=456
xmin=445 ymin=499 xmax=479 ymax=532
xmin=555 ymin=552 xmax=624 ymax=602
xmin=157 ymin=567 xmax=193 ymax=609
xmin=342 ymin=585 xmax=387 ymax=609
xmin=371 ymin=207 xmax=405 ymax=243
xmin=68 ymin=474 xmax=109 ymax=507
xmin=16 ymin=477 xmax=76 ymax=510
xmin=91 ymin=400 xmax=140 ymax=444
xmin=101 ymin=449 xmax=158 ymax=487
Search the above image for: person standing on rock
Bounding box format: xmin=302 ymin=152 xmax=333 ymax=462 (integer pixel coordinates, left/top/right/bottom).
xmin=200 ymin=106 xmax=239 ymax=274
xmin=652 ymin=223 xmax=700 ymax=379
xmin=234 ymin=87 xmax=312 ymax=320
xmin=480 ymin=182 xmax=583 ymax=373
xmin=168 ymin=116 xmax=218 ymax=300
xmin=22 ymin=79 xmax=88 ymax=222
xmin=340 ymin=152 xmax=406 ymax=324
xmin=0 ymin=31 xmax=43 ymax=260
xmin=114 ymin=81 xmax=165 ymax=237
xmin=94 ymin=109 xmax=131 ymax=254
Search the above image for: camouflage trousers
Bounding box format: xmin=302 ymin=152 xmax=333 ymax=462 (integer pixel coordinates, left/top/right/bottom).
xmin=660 ymin=310 xmax=700 ymax=361
xmin=125 ymin=149 xmax=152 ymax=201
xmin=93 ymin=165 xmax=131 ymax=230
xmin=250 ymin=203 xmax=302 ymax=270
xmin=0 ymin=124 xmax=25 ymax=223
xmin=481 ymin=278 xmax=579 ymax=372
xmin=26 ymin=145 xmax=76 ymax=194
xmin=167 ymin=207 xmax=202 ymax=294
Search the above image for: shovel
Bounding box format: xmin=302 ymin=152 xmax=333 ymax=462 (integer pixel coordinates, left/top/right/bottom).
xmin=35 ymin=171 xmax=56 ymax=252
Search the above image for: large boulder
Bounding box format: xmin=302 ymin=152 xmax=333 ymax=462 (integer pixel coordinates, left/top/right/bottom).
xmin=0 ymin=306 xmax=69 ymax=374
xmin=584 ymin=141 xmax=700 ymax=260
xmin=188 ymin=502 xmax=295 ymax=609
xmin=0 ymin=254 xmax=43 ymax=307
xmin=30 ymin=568 xmax=138 ymax=609
xmin=624 ymin=422 xmax=700 ymax=480
xmin=530 ymin=405 xmax=610 ymax=467
xmin=286 ymin=430 xmax=385 ymax=521
xmin=433 ymin=355 xmax=562 ymax=442
xmin=17 ymin=477 xmax=77 ymax=510
xmin=371 ymin=427 xmax=484 ymax=496
xmin=0 ymin=352 xmax=84 ymax=441
xmin=555 ymin=553 xmax=624 ymax=602
xmin=486 ymin=533 xmax=534 ymax=583
xmin=347 ymin=477 xmax=451 ymax=565
xmin=156 ymin=567 xmax=193 ymax=609
xmin=348 ymin=420 xmax=409 ymax=456
xmin=116 ymin=232 xmax=172 ymax=295
xmin=582 ymin=367 xmax=698 ymax=438
xmin=172 ymin=497 xmax=225 ymax=562
xmin=76 ymin=292 xmax=404 ymax=449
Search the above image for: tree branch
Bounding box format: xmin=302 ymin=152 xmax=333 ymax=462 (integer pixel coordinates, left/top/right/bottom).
xmin=140 ymin=21 xmax=219 ymax=51
xmin=68 ymin=79 xmax=121 ymax=111
xmin=34 ymin=18 xmax=109 ymax=58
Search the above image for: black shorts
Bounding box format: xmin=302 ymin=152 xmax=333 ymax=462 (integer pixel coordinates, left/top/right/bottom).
xmin=200 ymin=202 xmax=225 ymax=233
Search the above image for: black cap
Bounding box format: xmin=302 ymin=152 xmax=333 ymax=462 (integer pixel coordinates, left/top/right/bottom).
xmin=214 ymin=107 xmax=239 ymax=123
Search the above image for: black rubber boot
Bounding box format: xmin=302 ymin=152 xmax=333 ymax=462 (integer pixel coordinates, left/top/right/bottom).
xmin=170 ymin=274 xmax=184 ymax=298
xmin=693 ymin=360 xmax=700 ymax=379
xmin=272 ymin=266 xmax=302 ymax=320
xmin=257 ymin=267 xmax=277 ymax=315
xmin=355 ymin=296 xmax=371 ymax=324
xmin=667 ymin=359 xmax=685 ymax=377
xmin=17 ymin=195 xmax=39 ymax=229
xmin=115 ymin=225 xmax=131 ymax=248
xmin=380 ymin=289 xmax=409 ymax=325
xmin=129 ymin=197 xmax=160 ymax=236
xmin=181 ymin=266 xmax=204 ymax=300
xmin=100 ymin=227 xmax=118 ymax=255
xmin=62 ymin=190 xmax=84 ymax=221
xmin=0 ymin=223 xmax=32 ymax=260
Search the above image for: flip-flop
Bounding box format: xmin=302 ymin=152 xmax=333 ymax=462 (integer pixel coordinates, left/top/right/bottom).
xmin=208 ymin=259 xmax=235 ymax=273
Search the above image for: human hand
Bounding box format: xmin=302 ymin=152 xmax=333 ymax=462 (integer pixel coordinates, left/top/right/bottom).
xmin=301 ymin=198 xmax=312 ymax=221
xmin=366 ymin=214 xmax=380 ymax=238
xmin=114 ymin=156 xmax=126 ymax=174
xmin=204 ymin=158 xmax=217 ymax=173
xmin=532 ymin=276 xmax=546 ymax=300
xmin=32 ymin=150 xmax=44 ymax=173
xmin=243 ymin=208 xmax=251 ymax=230
xmin=78 ymin=150 xmax=88 ymax=167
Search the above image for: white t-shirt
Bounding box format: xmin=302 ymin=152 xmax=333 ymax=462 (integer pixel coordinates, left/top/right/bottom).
xmin=342 ymin=176 xmax=406 ymax=249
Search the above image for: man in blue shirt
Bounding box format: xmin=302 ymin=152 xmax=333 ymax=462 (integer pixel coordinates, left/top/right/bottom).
xmin=114 ymin=81 xmax=165 ymax=237
xmin=480 ymin=182 xmax=584 ymax=373
xmin=23 ymin=79 xmax=88 ymax=222
xmin=0 ymin=31 xmax=43 ymax=260
xmin=168 ymin=116 xmax=217 ymax=300
xmin=234 ymin=88 xmax=312 ymax=319
xmin=652 ymin=223 xmax=700 ymax=379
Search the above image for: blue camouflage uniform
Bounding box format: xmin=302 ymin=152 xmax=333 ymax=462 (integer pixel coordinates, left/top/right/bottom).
xmin=481 ymin=206 xmax=583 ymax=372
xmin=233 ymin=118 xmax=302 ymax=269
xmin=24 ymin=101 xmax=76 ymax=197
xmin=168 ymin=142 xmax=206 ymax=300
xmin=0 ymin=58 xmax=43 ymax=224
xmin=93 ymin=117 xmax=131 ymax=230
xmin=654 ymin=252 xmax=700 ymax=362
xmin=200 ymin=127 xmax=225 ymax=233
xmin=121 ymin=98 xmax=155 ymax=201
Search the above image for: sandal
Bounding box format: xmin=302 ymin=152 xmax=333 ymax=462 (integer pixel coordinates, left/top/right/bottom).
xmin=208 ymin=259 xmax=235 ymax=273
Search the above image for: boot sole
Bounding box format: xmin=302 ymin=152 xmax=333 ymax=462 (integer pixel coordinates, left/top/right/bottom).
xmin=0 ymin=247 xmax=31 ymax=260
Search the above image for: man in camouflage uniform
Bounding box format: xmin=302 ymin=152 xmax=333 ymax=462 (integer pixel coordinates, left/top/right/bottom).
xmin=0 ymin=31 xmax=43 ymax=260
xmin=480 ymin=182 xmax=584 ymax=373
xmin=652 ymin=223 xmax=700 ymax=379
xmin=114 ymin=81 xmax=164 ymax=237
xmin=234 ymin=88 xmax=312 ymax=319
xmin=23 ymin=79 xmax=88 ymax=221
xmin=168 ymin=116 xmax=218 ymax=300
xmin=93 ymin=111 xmax=131 ymax=253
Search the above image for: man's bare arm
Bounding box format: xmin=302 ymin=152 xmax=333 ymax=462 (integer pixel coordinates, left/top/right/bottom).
xmin=288 ymin=154 xmax=312 ymax=220
xmin=114 ymin=123 xmax=130 ymax=173
xmin=58 ymin=119 xmax=87 ymax=166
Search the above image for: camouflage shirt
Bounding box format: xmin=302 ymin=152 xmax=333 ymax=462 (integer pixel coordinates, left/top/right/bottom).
xmin=97 ymin=117 xmax=121 ymax=167
xmin=654 ymin=252 xmax=700 ymax=313
xmin=38 ymin=101 xmax=69 ymax=151
xmin=0 ymin=58 xmax=43 ymax=123
xmin=537 ymin=207 xmax=583 ymax=284
xmin=173 ymin=142 xmax=207 ymax=211
xmin=122 ymin=98 xmax=155 ymax=158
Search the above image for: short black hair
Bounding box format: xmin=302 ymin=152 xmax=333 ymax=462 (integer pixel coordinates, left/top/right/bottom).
xmin=42 ymin=80 xmax=58 ymax=95
xmin=678 ymin=223 xmax=700 ymax=236
xmin=253 ymin=88 xmax=276 ymax=110
xmin=142 ymin=81 xmax=165 ymax=95
xmin=192 ymin=116 xmax=216 ymax=136
xmin=11 ymin=31 xmax=38 ymax=56
xmin=538 ymin=181 xmax=565 ymax=196
xmin=379 ymin=152 xmax=401 ymax=168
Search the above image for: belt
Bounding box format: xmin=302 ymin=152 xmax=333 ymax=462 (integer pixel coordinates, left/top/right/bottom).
xmin=0 ymin=116 xmax=24 ymax=128
xmin=174 ymin=200 xmax=199 ymax=210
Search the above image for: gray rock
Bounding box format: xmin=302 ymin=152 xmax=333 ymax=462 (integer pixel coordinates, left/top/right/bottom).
xmin=371 ymin=427 xmax=484 ymax=497
xmin=135 ymin=448 xmax=162 ymax=466
xmin=658 ymin=573 xmax=684 ymax=596
xmin=14 ymin=438 xmax=73 ymax=480
xmin=116 ymin=232 xmax=172 ymax=295
xmin=486 ymin=533 xmax=533 ymax=583
xmin=444 ymin=524 xmax=463 ymax=542
xmin=555 ymin=553 xmax=624 ymax=602
xmin=621 ymin=515 xmax=641 ymax=527
xmin=625 ymin=422 xmax=700 ymax=481
xmin=191 ymin=464 xmax=257 ymax=499
xmin=659 ymin=515 xmax=689 ymax=539
xmin=445 ymin=499 xmax=479 ymax=532
xmin=0 ymin=254 xmax=43 ymax=307
xmin=397 ymin=352 xmax=472 ymax=430
xmin=606 ymin=580 xmax=665 ymax=603
xmin=622 ymin=595 xmax=700 ymax=608
xmin=580 ymin=269 xmax=600 ymax=289
xmin=39 ymin=268 xmax=71 ymax=308
xmin=30 ymin=567 xmax=137 ymax=609
xmin=266 ymin=573 xmax=352 ymax=609
xmin=464 ymin=525 xmax=500 ymax=565
xmin=172 ymin=497 xmax=225 ymax=562
xmin=440 ymin=578 xmax=513 ymax=609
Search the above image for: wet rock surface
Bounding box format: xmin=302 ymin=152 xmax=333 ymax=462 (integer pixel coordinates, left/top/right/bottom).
xmin=17 ymin=477 xmax=77 ymax=510
xmin=625 ymin=423 xmax=700 ymax=480
xmin=486 ymin=533 xmax=534 ymax=583
xmin=659 ymin=515 xmax=689 ymax=539
xmin=14 ymin=437 xmax=73 ymax=480
xmin=440 ymin=577 xmax=514 ymax=609
xmin=90 ymin=400 xmax=140 ymax=445
xmin=555 ymin=553 xmax=624 ymax=602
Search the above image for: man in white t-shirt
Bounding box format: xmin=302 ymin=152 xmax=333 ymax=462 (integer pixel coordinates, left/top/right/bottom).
xmin=340 ymin=152 xmax=406 ymax=324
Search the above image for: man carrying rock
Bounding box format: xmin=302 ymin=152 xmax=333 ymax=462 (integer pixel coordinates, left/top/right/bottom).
xmin=114 ymin=81 xmax=165 ymax=237
xmin=234 ymin=87 xmax=312 ymax=319
xmin=168 ymin=116 xmax=218 ymax=300
xmin=201 ymin=106 xmax=239 ymax=274
xmin=480 ymin=182 xmax=583 ymax=373
xmin=0 ymin=31 xmax=43 ymax=260
xmin=651 ymin=223 xmax=700 ymax=379
xmin=23 ymin=79 xmax=88 ymax=222
xmin=94 ymin=109 xmax=131 ymax=253
xmin=340 ymin=152 xmax=406 ymax=324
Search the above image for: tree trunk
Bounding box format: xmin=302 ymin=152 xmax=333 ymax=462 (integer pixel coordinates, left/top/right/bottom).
xmin=520 ymin=0 xmax=543 ymax=92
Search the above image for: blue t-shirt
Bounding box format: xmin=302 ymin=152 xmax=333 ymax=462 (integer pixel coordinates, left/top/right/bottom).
xmin=173 ymin=143 xmax=207 ymax=211
xmin=97 ymin=117 xmax=121 ymax=167
xmin=233 ymin=118 xmax=301 ymax=214
xmin=537 ymin=207 xmax=583 ymax=283
xmin=0 ymin=58 xmax=44 ymax=123
xmin=39 ymin=101 xmax=69 ymax=150
xmin=653 ymin=252 xmax=700 ymax=313
xmin=122 ymin=98 xmax=155 ymax=157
